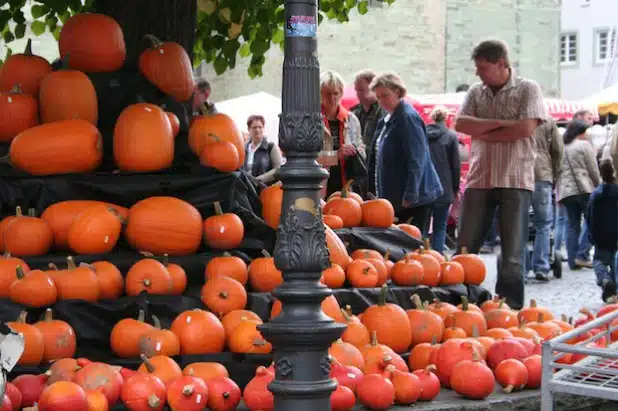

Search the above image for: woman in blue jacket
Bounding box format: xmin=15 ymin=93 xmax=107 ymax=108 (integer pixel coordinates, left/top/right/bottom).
xmin=366 ymin=72 xmax=443 ymax=236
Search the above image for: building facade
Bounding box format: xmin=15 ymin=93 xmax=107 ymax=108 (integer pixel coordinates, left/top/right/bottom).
xmin=560 ymin=0 xmax=618 ymax=100
xmin=203 ymin=0 xmax=561 ymax=101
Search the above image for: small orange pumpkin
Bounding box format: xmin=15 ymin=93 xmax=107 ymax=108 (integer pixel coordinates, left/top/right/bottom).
xmin=7 ymin=311 xmax=44 ymax=365
xmin=205 ymin=252 xmax=248 ymax=285
xmin=3 ymin=207 xmax=54 ymax=257
xmin=452 ymin=247 xmax=487 ymax=285
xmin=170 ymin=309 xmax=225 ymax=355
xmin=361 ymin=195 xmax=395 ymax=228
xmin=138 ymin=354 xmax=183 ymax=387
xmin=67 ymin=205 xmax=122 ymax=254
xmin=54 ymin=256 xmax=100 ymax=302
xmin=203 ymin=202 xmax=244 ymax=250
xmin=323 ymin=180 xmax=362 ymax=227
xmin=201 ymin=276 xmax=248 ymax=317
xmin=227 ymin=318 xmax=272 ymax=354
xmin=0 ymin=38 xmax=52 ymax=96
xmin=200 ymin=135 xmax=241 ymax=172
xmin=110 ymin=310 xmax=155 ymax=358
xmin=33 ymin=308 xmax=77 ymax=362
xmin=248 ymin=250 xmax=282 ymax=292
xmin=9 ymin=266 xmax=57 ymax=308
xmin=125 ymin=258 xmax=173 ymax=296
xmin=138 ymin=315 xmax=181 ymax=358
xmin=0 ymin=84 xmax=39 ymax=143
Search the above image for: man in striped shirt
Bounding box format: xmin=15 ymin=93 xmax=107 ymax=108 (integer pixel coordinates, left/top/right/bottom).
xmin=454 ymin=40 xmax=547 ymax=310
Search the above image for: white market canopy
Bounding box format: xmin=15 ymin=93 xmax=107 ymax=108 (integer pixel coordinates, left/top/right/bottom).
xmin=580 ymin=84 xmax=618 ymax=116
xmin=216 ymin=92 xmax=282 ymax=144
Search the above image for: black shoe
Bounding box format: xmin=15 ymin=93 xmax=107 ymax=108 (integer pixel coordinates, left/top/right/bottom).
xmin=535 ymin=272 xmax=550 ymax=282
xmin=601 ymin=278 xmax=617 ymax=302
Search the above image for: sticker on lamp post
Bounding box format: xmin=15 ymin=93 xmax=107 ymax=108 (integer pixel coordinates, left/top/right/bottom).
xmin=286 ymin=15 xmax=317 ymax=38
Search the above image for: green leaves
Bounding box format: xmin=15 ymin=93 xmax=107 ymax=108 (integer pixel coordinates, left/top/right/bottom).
xmin=30 ymin=20 xmax=46 ymax=35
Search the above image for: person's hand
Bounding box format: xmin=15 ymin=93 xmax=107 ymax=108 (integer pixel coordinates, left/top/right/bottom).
xmin=339 ymin=144 xmax=357 ymax=157
xmin=402 ymin=199 xmax=412 ymax=208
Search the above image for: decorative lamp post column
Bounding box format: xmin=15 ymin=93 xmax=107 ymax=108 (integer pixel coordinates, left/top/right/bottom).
xmin=257 ymin=0 xmax=345 ymax=409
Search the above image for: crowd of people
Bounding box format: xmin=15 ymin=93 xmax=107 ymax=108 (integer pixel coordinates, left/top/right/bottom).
xmin=226 ymin=39 xmax=617 ymax=311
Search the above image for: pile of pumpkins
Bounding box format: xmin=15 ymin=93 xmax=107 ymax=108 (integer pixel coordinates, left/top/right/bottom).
xmin=0 ymin=13 xmax=246 ymax=177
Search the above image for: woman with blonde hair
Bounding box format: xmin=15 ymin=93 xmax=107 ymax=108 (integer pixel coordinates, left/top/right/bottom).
xmin=426 ymin=106 xmax=460 ymax=252
xmin=366 ymin=72 xmax=443 ymax=235
xmin=319 ymin=69 xmax=365 ymax=196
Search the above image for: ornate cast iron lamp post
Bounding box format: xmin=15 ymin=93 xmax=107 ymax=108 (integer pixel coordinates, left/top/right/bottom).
xmin=257 ymin=0 xmax=345 ymax=409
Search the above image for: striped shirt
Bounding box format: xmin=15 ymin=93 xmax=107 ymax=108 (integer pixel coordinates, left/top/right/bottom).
xmin=458 ymin=72 xmax=547 ymax=191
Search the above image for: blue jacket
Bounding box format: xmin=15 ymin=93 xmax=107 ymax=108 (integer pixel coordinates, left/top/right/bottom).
xmin=367 ymin=101 xmax=443 ymax=210
xmin=587 ymin=183 xmax=618 ymax=250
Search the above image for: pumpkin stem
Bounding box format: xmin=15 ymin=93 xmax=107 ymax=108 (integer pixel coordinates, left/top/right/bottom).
xmin=423 ymin=238 xmax=431 ymax=250
xmin=460 ymin=246 xmax=468 ymax=255
xmin=366 ymin=192 xmax=376 ymax=200
xmin=182 ymin=384 xmax=194 ymax=396
xmin=137 ymin=309 xmax=146 ymax=323
xmin=16 ymin=310 xmax=27 ymax=323
xmin=15 ymin=265 xmax=25 ymax=280
xmin=162 ymin=254 xmax=169 ymax=267
xmin=2 ymin=252 xmax=10 ymax=258
xmin=405 ymin=216 xmax=413 ymax=225
xmin=151 ymin=315 xmax=161 ymax=330
xmin=383 ymin=249 xmax=391 ymax=261
xmin=530 ymin=299 xmax=537 ymax=308
xmin=410 ymin=294 xmax=423 ymax=309
xmin=147 ymin=394 xmax=161 ymax=408
xmin=568 ymin=316 xmax=573 ymax=325
xmin=341 ymin=179 xmax=354 ymax=199
xmin=223 ymin=251 xmax=232 ymax=257
xmin=424 ymin=364 xmax=437 ymax=375
xmin=66 ymin=256 xmax=77 ymax=270
xmin=561 ymin=313 xmax=568 ymax=322
xmin=47 ymin=263 xmax=59 ymax=270
xmin=219 ymin=291 xmax=229 ymax=300
xmin=143 ymin=279 xmax=152 ymax=288
xmin=345 ymin=305 xmax=353 ymax=317
xmin=9 ymin=84 xmax=22 ymax=94
xmin=223 ymin=392 xmax=230 ymax=399
xmin=144 ymin=34 xmax=164 ymax=47
xmin=504 ymin=384 xmax=514 ymax=394
xmin=460 ymin=296 xmax=469 ymax=311
xmin=15 ymin=206 xmax=22 ymax=217
xmin=213 ymin=201 xmax=224 ymax=215
xmin=44 ymin=308 xmax=53 ymax=322
xmin=261 ymin=249 xmax=271 ymax=258
xmin=377 ymin=284 xmax=389 ymax=306
xmin=471 ymin=346 xmax=482 ymax=362
xmin=370 ymin=330 xmax=379 ymax=346
xmin=340 ymin=309 xmax=352 ymax=322
xmin=140 ymin=354 xmax=155 ymax=373
xmin=23 ymin=38 xmax=33 ymax=55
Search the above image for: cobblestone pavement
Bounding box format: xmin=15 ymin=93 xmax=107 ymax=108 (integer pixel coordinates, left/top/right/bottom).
xmin=479 ymin=253 xmax=605 ymax=319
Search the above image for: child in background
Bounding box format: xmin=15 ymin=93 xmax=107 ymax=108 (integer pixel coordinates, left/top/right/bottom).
xmin=587 ymin=159 xmax=618 ymax=302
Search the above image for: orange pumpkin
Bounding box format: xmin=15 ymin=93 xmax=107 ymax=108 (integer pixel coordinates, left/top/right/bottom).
xmin=0 ymin=84 xmax=39 ymax=143
xmin=0 ymin=38 xmax=52 ymax=96
xmin=361 ymin=285 xmax=412 ymax=353
xmin=9 ymin=266 xmax=57 ymax=308
xmin=59 ymin=13 xmax=126 ymax=73
xmin=33 ymin=308 xmax=77 ymax=362
xmin=138 ymin=354 xmax=183 ymax=387
xmin=324 ymin=224 xmax=352 ymax=270
xmin=183 ymin=362 xmax=229 ymax=381
xmin=114 ymin=103 xmax=174 ymax=172
xmin=41 ymin=200 xmax=128 ymax=250
xmin=3 ymin=207 xmax=53 ymax=257
xmin=329 ymin=339 xmax=364 ymax=369
xmin=398 ymin=219 xmax=422 ymax=239
xmin=323 ymin=180 xmax=362 ymax=227
xmin=54 ymin=257 xmax=100 ymax=302
xmin=361 ymin=196 xmax=395 ymax=228
xmin=321 ymin=263 xmax=346 ymax=288
xmin=406 ymin=295 xmax=445 ymax=345
xmin=260 ymin=182 xmax=283 ymax=229
xmin=7 ymin=311 xmax=44 ymax=365
xmin=440 ymin=260 xmax=465 ymax=285
xmin=203 ymin=202 xmax=244 ymax=250
xmin=452 ymin=247 xmax=487 ymax=285
xmin=139 ymin=35 xmax=195 ymax=102
xmin=248 ymin=250 xmax=283 ymax=292
xmin=201 ymin=276 xmax=248 ymax=317
xmin=166 ymin=112 xmax=180 ymax=137
xmin=407 ymin=249 xmax=441 ymax=287
xmin=170 ymin=309 xmax=226 ymax=354
xmin=90 ymin=261 xmax=124 ymax=300
xmin=444 ymin=297 xmax=488 ymax=337
xmin=346 ymin=259 xmax=378 ymax=288
xmin=390 ymin=257 xmax=424 ymax=286
xmin=200 ymin=136 xmax=241 ymax=172
xmin=125 ymin=258 xmax=172 ymax=296
xmin=323 ymin=214 xmax=344 ymax=229
xmin=9 ymin=119 xmax=103 ymax=176
xmin=125 ymin=196 xmax=203 ymax=256
xmin=110 ymin=309 xmax=155 ymax=358
xmin=67 ymin=205 xmax=122 ymax=254
xmin=138 ymin=315 xmax=180 ymax=358
xmin=161 ymin=255 xmax=188 ymax=295
xmin=221 ymin=310 xmax=263 ymax=335
xmin=0 ymin=252 xmax=29 ymax=297
xmin=188 ymin=106 xmax=245 ymax=165
xmin=205 ymin=253 xmax=248 ymax=286
xmin=227 ymin=318 xmax=272 ymax=354
xmin=38 ymin=58 xmax=98 ymax=124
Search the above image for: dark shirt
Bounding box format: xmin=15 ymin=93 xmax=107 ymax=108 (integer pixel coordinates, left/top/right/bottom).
xmin=587 ymin=183 xmax=618 ymax=250
xmin=426 ymin=123 xmax=461 ymax=204
xmin=328 ymin=119 xmax=341 ymax=150
xmin=352 ymin=102 xmax=385 ymax=147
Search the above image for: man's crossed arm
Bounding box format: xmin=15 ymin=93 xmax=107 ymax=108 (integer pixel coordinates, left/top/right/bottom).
xmin=454 ymin=116 xmax=540 ymax=142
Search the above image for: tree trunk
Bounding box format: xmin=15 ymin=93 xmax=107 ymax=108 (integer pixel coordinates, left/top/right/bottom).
xmin=93 ymin=0 xmax=197 ymax=69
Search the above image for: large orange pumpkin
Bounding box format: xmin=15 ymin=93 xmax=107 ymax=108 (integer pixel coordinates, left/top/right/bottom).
xmin=38 ymin=58 xmax=98 ymax=125
xmin=188 ymin=106 xmax=245 ymax=165
xmin=139 ymin=35 xmax=194 ymax=102
xmin=260 ymin=182 xmax=283 ymax=229
xmin=0 ymin=38 xmax=52 ymax=96
xmin=3 ymin=207 xmax=54 ymax=257
xmin=125 ymin=196 xmax=203 ymax=256
xmin=67 ymin=205 xmax=123 ymax=254
xmin=0 ymin=85 xmax=39 ymax=143
xmin=324 ymin=224 xmax=352 ymax=270
xmin=9 ymin=119 xmax=103 ymax=176
xmin=114 ymin=103 xmax=174 ymax=172
xmin=59 ymin=13 xmax=126 ymax=73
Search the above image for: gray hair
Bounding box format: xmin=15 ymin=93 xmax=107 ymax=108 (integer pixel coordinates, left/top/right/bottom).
xmin=320 ymin=69 xmax=345 ymax=94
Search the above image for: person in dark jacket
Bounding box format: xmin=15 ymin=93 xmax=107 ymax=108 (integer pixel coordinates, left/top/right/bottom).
xmin=243 ymin=115 xmax=282 ymax=184
xmin=367 ymin=72 xmax=443 ymax=236
xmin=587 ymin=159 xmax=618 ymax=302
xmin=426 ymin=107 xmax=461 ymax=252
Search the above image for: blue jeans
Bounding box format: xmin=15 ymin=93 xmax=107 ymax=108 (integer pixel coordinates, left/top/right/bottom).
xmin=430 ymin=203 xmax=451 ymax=253
xmin=593 ymin=248 xmax=617 ymax=286
xmin=531 ymin=181 xmax=553 ymax=274
xmin=562 ymin=194 xmax=591 ymax=269
xmin=578 ymin=221 xmax=593 ymax=261
xmin=555 ymin=203 xmax=567 ymax=251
